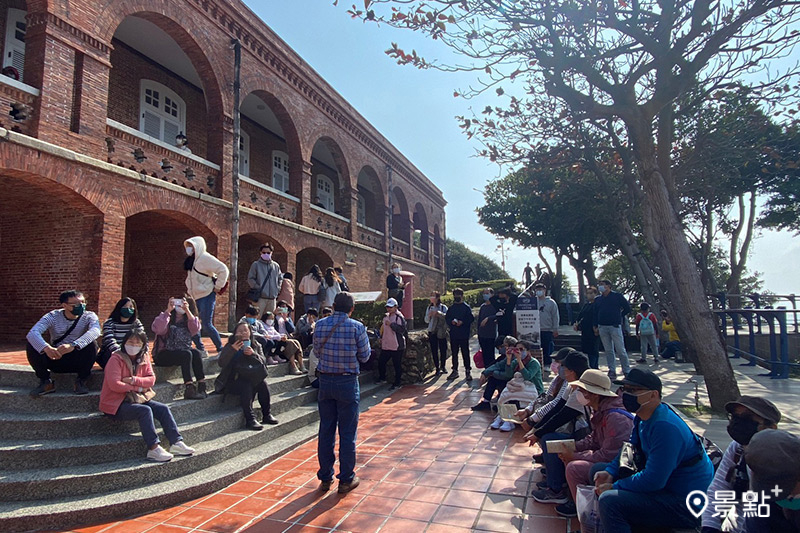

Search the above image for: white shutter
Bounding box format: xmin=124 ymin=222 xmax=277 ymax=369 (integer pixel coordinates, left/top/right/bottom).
xmin=238 ymin=130 xmax=250 ymax=177
xmin=163 ymin=119 xmax=180 ymax=146
xmin=317 ymin=175 xmax=334 ymax=211
xmin=272 ymin=151 xmax=289 ymax=191
xmin=3 ymin=9 xmax=26 ymax=82
xmin=142 ymin=110 xmax=161 ymax=139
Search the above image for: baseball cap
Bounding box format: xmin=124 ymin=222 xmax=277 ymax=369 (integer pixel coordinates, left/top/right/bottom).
xmin=725 ymin=396 xmax=782 ymax=425
xmin=552 ymin=347 xmax=574 ymax=362
xmin=386 ymin=298 xmax=398 ymax=308
xmin=615 ymin=367 xmax=662 ymax=394
xmin=570 ymin=369 xmax=617 ymax=397
xmin=746 ymin=429 xmax=800 ymax=496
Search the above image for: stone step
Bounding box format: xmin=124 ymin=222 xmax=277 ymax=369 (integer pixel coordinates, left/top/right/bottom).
xmin=0 ymin=381 xmax=385 ymax=512
xmin=0 ymin=377 xmax=318 ymax=440
xmin=0 ymin=355 xmax=307 ymax=391
xmin=0 ymin=370 xmax=310 ymax=414
xmin=0 ymin=413 xmax=321 ymax=532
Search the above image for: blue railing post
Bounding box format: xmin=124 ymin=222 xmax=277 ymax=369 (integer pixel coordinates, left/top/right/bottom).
xmin=731 ymin=310 xmax=741 ymax=356
xmin=761 ymin=312 xmax=778 ymax=377
xmin=776 ymin=310 xmax=790 ymax=379
xmin=751 ymin=294 xmax=762 ymax=334
xmin=744 ymin=311 xmax=757 ymax=366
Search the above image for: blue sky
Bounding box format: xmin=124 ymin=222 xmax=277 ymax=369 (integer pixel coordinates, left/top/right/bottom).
xmin=250 ymin=1 xmax=799 ymax=296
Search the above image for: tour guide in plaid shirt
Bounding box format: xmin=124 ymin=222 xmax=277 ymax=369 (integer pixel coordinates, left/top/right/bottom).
xmin=312 ymin=292 xmax=371 ymax=494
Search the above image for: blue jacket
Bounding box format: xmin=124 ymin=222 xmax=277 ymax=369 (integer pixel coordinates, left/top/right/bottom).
xmin=594 ymin=291 xmax=631 ymax=327
xmin=607 ymin=403 xmax=714 ymax=495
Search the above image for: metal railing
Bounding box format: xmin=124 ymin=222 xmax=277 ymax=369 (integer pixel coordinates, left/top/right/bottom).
xmin=709 ymin=292 xmax=799 ymax=334
xmin=713 ymin=308 xmax=800 ymax=379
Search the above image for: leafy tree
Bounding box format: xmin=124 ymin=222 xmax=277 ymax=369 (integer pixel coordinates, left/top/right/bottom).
xmin=445 ymin=238 xmax=509 ymax=282
xmin=758 ymin=121 xmax=800 ymax=233
xmin=345 ymin=0 xmax=800 ymax=407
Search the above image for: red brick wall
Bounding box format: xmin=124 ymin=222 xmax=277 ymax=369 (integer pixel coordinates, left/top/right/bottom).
xmin=107 ymin=39 xmax=210 ymax=161
xmin=241 ymin=117 xmax=289 ymax=191
xmin=0 ymin=176 xmax=103 ymax=341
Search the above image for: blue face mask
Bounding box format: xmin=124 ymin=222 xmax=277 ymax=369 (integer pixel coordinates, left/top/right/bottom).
xmin=245 ymin=317 xmax=256 ymax=325
xmin=483 ymin=294 xmax=491 ymax=302
xmin=777 ymin=497 xmax=800 ymax=511
xmin=558 ymin=366 xmax=566 ymax=379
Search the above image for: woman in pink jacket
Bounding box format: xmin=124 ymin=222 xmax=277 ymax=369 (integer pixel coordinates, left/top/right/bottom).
xmin=151 ymin=296 xmax=207 ymax=399
xmin=100 ymin=329 xmax=195 ymax=462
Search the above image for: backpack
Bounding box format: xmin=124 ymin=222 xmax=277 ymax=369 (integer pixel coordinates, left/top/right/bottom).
xmin=638 ymin=313 xmax=655 ymax=335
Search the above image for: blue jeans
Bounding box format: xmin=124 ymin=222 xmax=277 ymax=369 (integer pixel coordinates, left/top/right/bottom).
xmin=660 ymin=341 xmax=682 ymax=359
xmin=598 ymin=325 xmax=630 ymax=376
xmin=113 ymin=400 xmax=181 ymax=448
xmin=540 ymin=331 xmax=555 ymax=365
xmin=317 ymin=374 xmax=360 ymax=483
xmin=541 ymin=432 xmax=571 ymax=491
xmin=599 ymin=487 xmax=700 ymax=533
xmin=194 ymin=292 xmax=222 ymax=350
xmin=304 ymin=294 xmax=320 ymax=313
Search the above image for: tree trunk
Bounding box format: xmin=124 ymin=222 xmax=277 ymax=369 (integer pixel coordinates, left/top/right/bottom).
xmin=725 ymin=191 xmax=757 ymax=308
xmin=613 ymin=217 xmax=665 ymax=315
xmin=628 ymin=125 xmax=740 ymax=410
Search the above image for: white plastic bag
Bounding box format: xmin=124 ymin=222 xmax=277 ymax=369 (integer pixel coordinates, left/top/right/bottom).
xmin=576 ymin=484 xmax=604 ymax=533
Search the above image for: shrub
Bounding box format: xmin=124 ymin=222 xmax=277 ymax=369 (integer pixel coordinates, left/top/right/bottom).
xmin=446 ymin=278 xmax=517 ymax=292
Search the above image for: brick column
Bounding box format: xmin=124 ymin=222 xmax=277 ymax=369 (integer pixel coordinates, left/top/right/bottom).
xmin=299 ymin=160 xmax=313 ymax=225
xmin=348 ymin=187 xmax=358 ymax=241
xmin=96 ymin=214 xmax=126 ymax=320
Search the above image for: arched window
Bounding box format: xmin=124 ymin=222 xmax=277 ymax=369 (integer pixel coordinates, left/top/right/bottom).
xmin=139 ymin=80 xmax=185 ymax=146
xmin=272 ymin=150 xmax=290 ymax=193
xmin=3 ymin=8 xmax=26 ymax=82
xmin=238 ymin=130 xmax=250 ymax=177
xmin=316 ymin=175 xmax=334 ymax=212
xmin=357 ymin=193 xmax=366 ymax=225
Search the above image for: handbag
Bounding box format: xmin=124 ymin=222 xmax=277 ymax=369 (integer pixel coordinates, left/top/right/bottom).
xmin=126 ymin=388 xmax=156 ymax=404
xmin=246 ymin=265 xmax=272 ymax=303
xmin=473 ymin=350 xmax=484 ymax=369
xmin=235 ymin=353 xmax=268 ymax=385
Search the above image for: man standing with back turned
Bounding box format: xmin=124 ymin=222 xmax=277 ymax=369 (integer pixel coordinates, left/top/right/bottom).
xmin=313 ymin=292 xmax=371 ymax=494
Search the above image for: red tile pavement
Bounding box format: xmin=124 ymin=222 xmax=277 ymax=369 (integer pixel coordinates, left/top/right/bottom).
xmin=53 ymin=378 xmax=578 ymax=533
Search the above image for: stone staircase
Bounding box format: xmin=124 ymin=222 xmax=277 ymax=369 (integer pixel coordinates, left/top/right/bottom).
xmin=0 ymin=356 xmax=386 ymax=532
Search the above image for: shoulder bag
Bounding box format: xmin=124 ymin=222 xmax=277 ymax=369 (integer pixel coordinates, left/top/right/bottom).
xmin=246 ymin=265 xmax=272 ymax=303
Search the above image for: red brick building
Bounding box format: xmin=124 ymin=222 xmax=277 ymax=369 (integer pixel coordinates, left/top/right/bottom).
xmin=0 ymin=0 xmax=447 ymax=339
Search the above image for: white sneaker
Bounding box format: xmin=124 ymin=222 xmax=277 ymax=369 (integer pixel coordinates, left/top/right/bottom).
xmin=170 ymin=441 xmax=195 ymax=456
xmin=146 ymin=445 xmax=174 ymax=462
xmin=490 ymin=415 xmax=503 ymax=430
xmin=499 ymin=421 xmax=515 ymax=432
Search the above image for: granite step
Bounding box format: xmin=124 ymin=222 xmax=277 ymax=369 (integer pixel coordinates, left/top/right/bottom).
xmin=0 ymin=382 xmax=387 ymax=531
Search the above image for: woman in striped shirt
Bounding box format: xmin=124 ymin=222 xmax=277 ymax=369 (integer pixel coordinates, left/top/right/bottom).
xmin=99 ymin=298 xmax=144 ymax=368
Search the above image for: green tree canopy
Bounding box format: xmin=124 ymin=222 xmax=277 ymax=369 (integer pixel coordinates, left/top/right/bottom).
xmin=445 ymin=238 xmax=509 ymax=282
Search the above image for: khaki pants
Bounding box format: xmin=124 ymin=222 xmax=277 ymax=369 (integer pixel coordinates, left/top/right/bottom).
xmin=256 ymin=298 xmax=276 ymax=317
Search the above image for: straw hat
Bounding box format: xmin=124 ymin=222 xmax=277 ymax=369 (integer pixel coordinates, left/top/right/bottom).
xmin=569 ymin=369 xmax=617 ymax=397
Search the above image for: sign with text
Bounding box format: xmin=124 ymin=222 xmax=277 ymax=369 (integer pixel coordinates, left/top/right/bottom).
xmin=515 ymin=297 xmax=541 ymax=347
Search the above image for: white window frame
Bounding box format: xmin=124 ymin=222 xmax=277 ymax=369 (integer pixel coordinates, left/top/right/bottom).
xmin=139 ymin=80 xmax=186 ymax=146
xmin=316 ymin=174 xmax=335 ymax=212
xmin=272 ymin=150 xmax=290 ymax=193
xmin=238 ymin=130 xmax=250 ymax=177
xmin=3 ymin=8 xmax=26 ymax=82
xmin=357 ymin=192 xmax=366 ymax=225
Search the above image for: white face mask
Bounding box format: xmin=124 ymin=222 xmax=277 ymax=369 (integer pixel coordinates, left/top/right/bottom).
xmin=125 ymin=344 xmax=142 ymax=356
xmin=576 ymin=391 xmax=592 ymax=406
xmin=392 ymin=268 xmax=400 ymax=274
xmin=550 ymin=361 xmax=560 ymax=374
xmin=175 ymin=307 xmax=186 ymax=315
xmin=265 ymin=319 xmax=274 ymax=326
xmin=185 ymin=246 xmax=193 ymax=255
xmin=535 ymin=290 xmax=545 ymax=297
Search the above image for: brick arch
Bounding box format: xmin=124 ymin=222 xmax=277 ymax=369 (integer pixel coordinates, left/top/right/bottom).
xmin=304 ymin=129 xmax=354 ymax=185
xmin=116 ymin=187 xmax=226 ymax=235
xmin=310 ymin=136 xmax=352 ymax=219
xmin=0 ymin=173 xmax=105 ymax=341
xmin=122 ymin=209 xmax=219 ymax=328
xmin=356 ymin=165 xmax=386 ymax=231
xmin=390 ymin=185 xmax=410 ymax=242
xmin=243 ymin=89 xmax=304 ymax=195
xmin=99 ymin=6 xmax=226 ymax=161
xmin=413 ymin=202 xmax=430 ymax=251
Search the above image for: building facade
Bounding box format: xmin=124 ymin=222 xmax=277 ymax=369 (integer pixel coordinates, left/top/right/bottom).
xmin=0 ymin=0 xmax=447 ymax=339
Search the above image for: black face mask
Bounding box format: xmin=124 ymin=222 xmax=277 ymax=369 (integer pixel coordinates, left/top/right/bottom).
xmin=727 ymin=416 xmax=761 ymax=445
xmin=454 ymin=297 xmax=463 ymax=303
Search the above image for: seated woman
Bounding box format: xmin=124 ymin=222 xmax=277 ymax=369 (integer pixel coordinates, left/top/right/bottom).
xmin=527 ymin=351 xmax=591 ymax=505
xmin=216 ymin=321 xmax=278 ymax=431
xmin=151 ymin=296 xmax=207 ymax=400
xmin=554 ymin=370 xmax=633 ymax=518
xmin=241 ymin=305 xmax=275 ymax=358
xmin=98 ymin=297 xmax=144 ymax=368
xmin=99 ymin=328 xmax=195 ymax=462
xmin=264 ymin=308 xmax=305 ymax=375
xmin=472 ymin=338 xmax=544 ymax=420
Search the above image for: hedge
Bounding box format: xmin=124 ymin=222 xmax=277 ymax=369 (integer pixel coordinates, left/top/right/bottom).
xmin=446 ymin=278 xmax=517 ymax=293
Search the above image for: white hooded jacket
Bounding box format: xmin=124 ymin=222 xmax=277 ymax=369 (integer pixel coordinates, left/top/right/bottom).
xmin=184 ymin=236 xmax=230 ymax=300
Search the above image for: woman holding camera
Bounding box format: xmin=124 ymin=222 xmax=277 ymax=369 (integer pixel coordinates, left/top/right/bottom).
xmin=151 ymin=296 xmax=207 ymax=400
xmin=216 ymin=321 xmax=278 ymax=430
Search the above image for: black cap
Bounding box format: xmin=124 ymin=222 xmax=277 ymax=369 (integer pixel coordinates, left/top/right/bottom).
xmin=615 ymin=367 xmax=662 ymax=394
xmin=552 ymin=347 xmax=574 ymax=362
xmin=725 ymin=396 xmax=782 ymax=425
